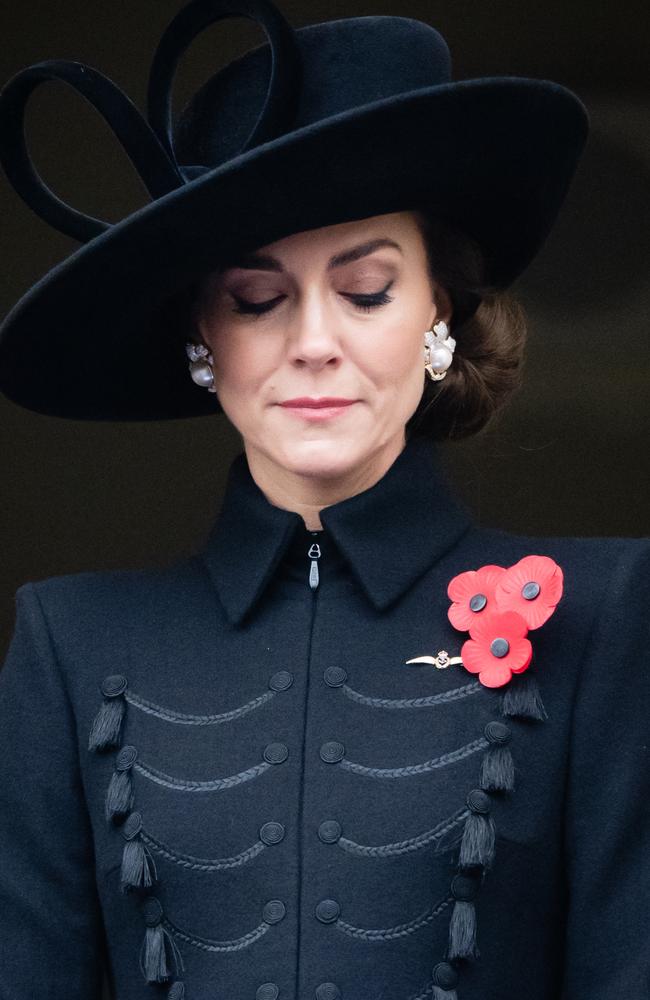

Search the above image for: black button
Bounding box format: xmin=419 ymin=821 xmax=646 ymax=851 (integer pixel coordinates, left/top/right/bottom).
xmin=318 ymin=820 xmax=341 ymax=844
xmin=260 ymin=821 xmax=285 ymax=845
xmin=467 ymin=789 xmax=491 ymax=814
xmin=451 ymin=874 xmax=478 ymax=901
xmin=315 ymin=984 xmax=341 ymax=999
xmin=469 ymin=593 xmax=487 ymax=612
xmin=490 ymin=637 xmax=510 ymax=658
xmin=116 ymin=745 xmax=137 ymax=770
xmin=522 ymin=581 xmax=541 ymax=600
xmin=100 ymin=674 xmax=127 ymax=698
xmin=324 ymin=666 xmax=347 ymax=687
xmin=264 ymin=742 xmax=289 ymax=764
xmin=485 ymin=721 xmax=511 ymax=744
xmin=142 ymin=896 xmax=163 ymax=926
xmin=263 ymin=900 xmax=286 ymax=924
xmin=256 ymin=984 xmax=280 ymax=1000
xmin=315 ymin=898 xmax=340 ymax=923
xmin=167 ymin=984 xmax=185 ymax=1000
xmin=269 ymin=671 xmax=293 ymax=692
xmin=320 ymin=741 xmax=345 ymax=763
xmin=432 ymin=962 xmax=458 ymax=989
xmin=122 ymin=810 xmax=143 ymax=840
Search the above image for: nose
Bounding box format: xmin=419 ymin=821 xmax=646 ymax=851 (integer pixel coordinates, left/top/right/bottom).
xmin=285 ymin=287 xmax=343 ymax=370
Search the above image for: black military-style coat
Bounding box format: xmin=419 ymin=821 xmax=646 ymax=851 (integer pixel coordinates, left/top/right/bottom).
xmin=1 ymin=435 xmax=649 ymax=1000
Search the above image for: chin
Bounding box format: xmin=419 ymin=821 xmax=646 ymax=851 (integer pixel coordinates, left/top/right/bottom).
xmin=275 ymin=436 xmax=366 ymax=479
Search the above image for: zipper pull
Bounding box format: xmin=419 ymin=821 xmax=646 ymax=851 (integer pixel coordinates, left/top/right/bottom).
xmin=308 ymin=542 xmax=321 ymax=590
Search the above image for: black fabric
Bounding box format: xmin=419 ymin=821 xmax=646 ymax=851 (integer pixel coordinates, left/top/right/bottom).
xmin=0 ymin=1 xmax=590 ymax=420
xmin=202 ymin=435 xmax=472 ymax=624
xmin=1 ymin=435 xmax=648 ymax=998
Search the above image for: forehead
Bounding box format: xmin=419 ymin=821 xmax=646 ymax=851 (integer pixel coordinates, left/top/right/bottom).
xmin=223 ymin=210 xmax=425 ymax=272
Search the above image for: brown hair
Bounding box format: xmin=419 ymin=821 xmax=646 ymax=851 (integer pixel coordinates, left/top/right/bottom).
xmin=407 ymin=210 xmax=527 ymax=441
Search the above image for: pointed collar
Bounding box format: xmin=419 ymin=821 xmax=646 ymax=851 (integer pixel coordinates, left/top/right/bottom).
xmin=199 ymin=435 xmax=473 ymax=627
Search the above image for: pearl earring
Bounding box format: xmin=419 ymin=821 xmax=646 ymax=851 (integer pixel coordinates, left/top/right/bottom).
xmin=424 ymin=320 xmax=456 ymax=381
xmin=185 ymin=342 xmax=217 ymax=393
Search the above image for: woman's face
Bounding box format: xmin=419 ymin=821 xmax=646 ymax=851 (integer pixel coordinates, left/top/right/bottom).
xmin=196 ymin=210 xmax=452 ymax=481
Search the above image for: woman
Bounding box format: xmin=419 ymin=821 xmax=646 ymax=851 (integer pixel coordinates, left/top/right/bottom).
xmin=0 ymin=1 xmax=648 ymax=999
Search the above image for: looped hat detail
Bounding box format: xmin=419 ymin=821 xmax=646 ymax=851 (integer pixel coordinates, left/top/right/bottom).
xmin=0 ymin=0 xmax=589 ymax=421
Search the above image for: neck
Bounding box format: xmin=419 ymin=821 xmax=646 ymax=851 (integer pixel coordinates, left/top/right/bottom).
xmin=244 ymin=435 xmax=407 ymax=530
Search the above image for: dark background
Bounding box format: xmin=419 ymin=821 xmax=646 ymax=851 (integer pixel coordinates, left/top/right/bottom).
xmin=1 ymin=0 xmax=649 ymax=661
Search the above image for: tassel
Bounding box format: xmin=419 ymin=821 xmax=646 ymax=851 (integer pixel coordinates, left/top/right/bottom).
xmin=447 ymin=874 xmax=480 ymax=960
xmin=121 ymin=838 xmax=156 ymax=892
xmin=120 ymin=810 xmax=157 ymax=892
xmin=167 ymin=982 xmax=185 ymax=999
xmin=501 ymin=672 xmax=548 ymax=721
xmin=480 ymin=745 xmax=514 ymax=792
xmin=458 ymin=811 xmax=496 ymax=869
xmin=480 ymin=745 xmax=514 ymax=791
xmin=140 ymin=925 xmax=182 ymax=982
xmin=141 ymin=924 xmax=165 ymax=981
xmin=447 ymin=899 xmax=479 ymax=960
xmin=105 ymin=744 xmax=137 ymax=823
xmin=480 ymin=721 xmax=514 ymax=792
xmin=88 ymin=674 xmax=127 ymax=751
xmin=138 ymin=897 xmax=185 ymax=984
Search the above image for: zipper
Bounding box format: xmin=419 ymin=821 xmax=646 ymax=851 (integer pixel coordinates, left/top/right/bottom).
xmin=295 ymin=534 xmax=321 ymax=995
xmin=307 ymin=541 xmax=321 ymax=590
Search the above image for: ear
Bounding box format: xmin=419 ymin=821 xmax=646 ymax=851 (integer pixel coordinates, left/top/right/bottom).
xmin=432 ymin=282 xmax=454 ymax=327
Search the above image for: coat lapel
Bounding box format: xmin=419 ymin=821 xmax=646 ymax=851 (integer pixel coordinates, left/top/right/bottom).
xmin=200 ymin=435 xmax=473 ymax=625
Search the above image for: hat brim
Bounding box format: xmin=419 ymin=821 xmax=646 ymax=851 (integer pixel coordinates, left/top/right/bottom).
xmin=0 ymin=76 xmax=588 ymax=420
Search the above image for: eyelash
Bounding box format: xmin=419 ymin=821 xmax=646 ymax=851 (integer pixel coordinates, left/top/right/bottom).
xmin=231 ymin=282 xmax=395 ymax=316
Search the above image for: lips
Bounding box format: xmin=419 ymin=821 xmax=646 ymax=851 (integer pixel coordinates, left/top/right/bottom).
xmin=279 ymin=397 xmax=356 ymax=408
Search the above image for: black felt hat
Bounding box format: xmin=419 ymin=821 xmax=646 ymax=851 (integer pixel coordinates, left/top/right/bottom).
xmin=0 ymin=0 xmax=589 ymax=421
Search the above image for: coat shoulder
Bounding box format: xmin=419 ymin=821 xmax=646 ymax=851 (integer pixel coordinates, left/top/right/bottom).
xmin=22 ymin=554 xmax=208 ymax=615
xmin=459 ymin=524 xmax=650 ymax=603
xmin=462 ymin=522 xmax=650 ymax=565
xmin=14 ymin=554 xmax=213 ymax=662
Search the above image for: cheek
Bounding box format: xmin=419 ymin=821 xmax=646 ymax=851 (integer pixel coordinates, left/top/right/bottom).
xmin=207 ymin=328 xmax=286 ymax=434
xmin=361 ymin=316 xmax=423 ymax=386
xmin=208 ymin=326 xmax=264 ymax=394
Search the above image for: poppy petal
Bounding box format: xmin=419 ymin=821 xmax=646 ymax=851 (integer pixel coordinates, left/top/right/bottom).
xmin=507 ymin=636 xmax=533 ymax=673
xmin=495 ymin=555 xmax=564 ymax=628
xmin=467 ymin=610 xmax=529 ymax=644
xmin=479 ymin=662 xmax=514 ymax=688
xmin=447 ymin=565 xmax=507 ymax=630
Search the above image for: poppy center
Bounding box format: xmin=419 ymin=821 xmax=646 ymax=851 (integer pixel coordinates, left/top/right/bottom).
xmin=469 ymin=593 xmax=487 ymax=612
xmin=490 ymin=637 xmax=510 ymax=658
xmin=522 ymin=581 xmax=541 ymax=600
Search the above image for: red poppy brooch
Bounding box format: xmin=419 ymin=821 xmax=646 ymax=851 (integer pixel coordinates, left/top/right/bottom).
xmin=406 ymin=555 xmax=564 ymax=688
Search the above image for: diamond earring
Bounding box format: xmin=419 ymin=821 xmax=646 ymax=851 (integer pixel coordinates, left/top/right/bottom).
xmin=424 ymin=320 xmax=456 ymax=381
xmin=185 ymin=342 xmax=216 ymax=393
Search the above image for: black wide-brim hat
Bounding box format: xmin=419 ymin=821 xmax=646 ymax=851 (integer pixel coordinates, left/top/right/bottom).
xmin=0 ymin=0 xmax=589 ymax=421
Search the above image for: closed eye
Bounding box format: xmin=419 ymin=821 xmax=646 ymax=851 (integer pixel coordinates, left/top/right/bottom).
xmin=231 ymin=293 xmax=285 ymax=316
xmin=231 ymin=281 xmax=395 ymax=316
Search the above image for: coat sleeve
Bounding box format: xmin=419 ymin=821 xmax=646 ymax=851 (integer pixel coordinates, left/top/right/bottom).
xmin=560 ymin=540 xmax=650 ymax=997
xmin=0 ymin=581 xmax=107 ymax=999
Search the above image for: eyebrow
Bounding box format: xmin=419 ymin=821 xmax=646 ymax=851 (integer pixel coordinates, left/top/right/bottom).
xmin=224 ymin=237 xmax=403 ymax=273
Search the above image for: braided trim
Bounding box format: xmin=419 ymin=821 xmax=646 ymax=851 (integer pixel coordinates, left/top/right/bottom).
xmin=339 ymin=807 xmax=469 ymax=858
xmin=133 ymin=758 xmax=271 ymax=791
xmin=343 ymin=680 xmax=482 ymax=709
xmin=340 ymin=737 xmax=488 ymax=778
xmin=163 ymin=914 xmax=271 ymax=953
xmin=409 ymin=980 xmax=438 ymax=1000
xmin=336 ymin=895 xmax=454 ymax=942
xmin=125 ymin=688 xmax=274 ymax=724
xmin=141 ymin=828 xmax=266 ymax=871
